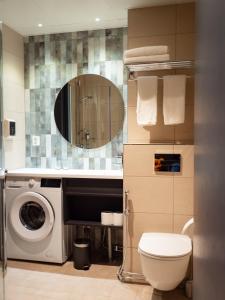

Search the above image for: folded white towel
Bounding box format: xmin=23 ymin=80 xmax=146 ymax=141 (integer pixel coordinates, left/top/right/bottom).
xmin=124 ymin=54 xmax=170 ymax=65
xmin=124 ymin=46 xmax=168 ymax=58
xmin=137 ymin=76 xmax=158 ymax=126
xmin=163 ymin=75 xmax=186 ymax=125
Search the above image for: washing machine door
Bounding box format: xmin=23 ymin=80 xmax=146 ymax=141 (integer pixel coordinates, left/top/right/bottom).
xmin=9 ymin=191 xmax=55 ymax=242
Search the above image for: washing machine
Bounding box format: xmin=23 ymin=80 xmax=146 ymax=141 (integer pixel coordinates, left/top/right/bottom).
xmin=5 ymin=177 xmax=73 ymax=263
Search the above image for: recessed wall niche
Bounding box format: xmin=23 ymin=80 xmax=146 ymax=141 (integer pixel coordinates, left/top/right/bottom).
xmin=24 ymin=28 xmax=127 ymax=169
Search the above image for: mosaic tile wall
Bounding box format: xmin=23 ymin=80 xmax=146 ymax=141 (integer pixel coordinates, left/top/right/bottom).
xmin=24 ymin=28 xmax=127 ymax=169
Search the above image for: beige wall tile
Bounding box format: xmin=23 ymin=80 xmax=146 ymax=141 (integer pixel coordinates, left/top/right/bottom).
xmin=124 ymin=144 xmax=194 ymax=175
xmin=124 ymin=176 xmax=173 ymax=214
xmin=150 ymin=125 xmax=175 ymax=143
xmin=3 ymin=81 xmax=25 ymax=114
xmin=127 ymin=212 xmax=173 ymax=247
xmin=124 ymin=247 xmax=142 ymax=274
xmin=2 ymin=24 xmax=24 ymax=59
xmin=176 ymin=3 xmax=196 ymax=34
xmin=173 ymin=214 xmax=193 ymax=234
xmin=3 ymin=111 xmax=25 ymax=141
xmin=4 ymin=139 xmax=25 ymax=169
xmin=128 ymin=80 xmax=137 ymax=107
xmin=2 ymin=26 xmax=25 ymax=170
xmin=127 ymin=107 xmax=150 ymax=144
xmin=3 ymin=51 xmax=24 ymax=87
xmin=128 ymin=72 xmax=194 ymax=144
xmin=174 ymin=105 xmax=194 ymax=144
xmin=173 ymin=145 xmax=194 ymax=178
xmin=128 ymin=6 xmax=176 ymax=37
xmin=126 ymin=75 xmax=195 ymax=145
xmin=174 ymin=177 xmax=194 ymax=215
xmin=124 ymin=144 xmax=152 ymax=176
xmin=124 ymin=144 xmax=174 ymax=176
xmin=174 ymin=125 xmax=194 ymax=145
xmin=125 ymin=5 xmax=195 ymax=268
xmin=186 ymin=77 xmax=195 ymax=106
xmin=128 ymin=35 xmax=176 ymax=60
xmin=175 ymin=34 xmax=196 ymax=60
xmin=164 ymin=74 xmax=195 ymax=106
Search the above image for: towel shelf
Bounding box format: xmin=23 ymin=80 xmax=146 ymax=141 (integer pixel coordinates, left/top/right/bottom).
xmin=126 ymin=60 xmax=194 ymax=72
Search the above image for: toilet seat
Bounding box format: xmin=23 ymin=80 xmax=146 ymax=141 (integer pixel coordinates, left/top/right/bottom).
xmin=138 ymin=232 xmax=192 ymax=259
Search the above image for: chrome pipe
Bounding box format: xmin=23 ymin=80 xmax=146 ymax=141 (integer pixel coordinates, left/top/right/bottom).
xmin=117 ymin=190 xmax=148 ymax=285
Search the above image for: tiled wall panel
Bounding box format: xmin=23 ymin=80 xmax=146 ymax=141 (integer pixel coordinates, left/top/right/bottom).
xmin=24 ymin=28 xmax=127 ymax=169
xmin=2 ymin=24 xmax=25 ymax=169
xmin=124 ymin=3 xmax=195 ymax=273
xmin=127 ymin=3 xmax=195 ymax=145
xmin=123 ymin=144 xmax=194 ymax=273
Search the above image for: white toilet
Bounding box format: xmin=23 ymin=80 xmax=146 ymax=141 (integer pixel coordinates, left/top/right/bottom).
xmin=138 ymin=219 xmax=193 ymax=291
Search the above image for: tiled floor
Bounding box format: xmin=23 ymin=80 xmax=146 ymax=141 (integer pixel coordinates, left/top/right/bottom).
xmin=7 ymin=260 xmax=118 ymax=280
xmin=5 ymin=261 xmax=190 ymax=300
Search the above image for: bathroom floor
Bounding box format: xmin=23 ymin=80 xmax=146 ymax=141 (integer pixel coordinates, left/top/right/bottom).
xmin=7 ymin=259 xmax=118 ymax=279
xmin=6 ymin=260 xmax=190 ymax=300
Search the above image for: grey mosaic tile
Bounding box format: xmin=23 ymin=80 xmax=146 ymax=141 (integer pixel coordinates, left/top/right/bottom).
xmin=35 ymin=41 xmax=45 ymax=66
xmin=24 ymin=28 xmax=127 ymax=169
xmin=26 ymin=135 xmax=31 ymax=157
xmin=34 ymin=65 xmax=40 ymax=89
xmin=66 ymin=39 xmax=72 ymax=64
xmin=71 ymin=39 xmax=78 ymax=63
xmin=28 ymin=43 xmax=35 ymax=66
xmin=65 ymin=64 xmax=73 ymax=82
xmin=44 ymin=88 xmax=51 ymax=111
xmin=60 ymin=40 xmax=67 ymax=64
xmin=31 ymin=157 xmax=41 ymax=167
xmin=34 ymin=35 xmax=44 ymax=43
xmin=26 ymin=157 xmax=32 ymax=167
xmin=40 ymin=135 xmax=46 ymax=157
xmin=72 ymin=32 xmax=77 ymax=40
xmin=83 ymin=37 xmax=88 ymax=63
xmin=106 ymin=35 xmax=123 ymax=61
xmin=44 ymin=41 xmax=51 ymax=65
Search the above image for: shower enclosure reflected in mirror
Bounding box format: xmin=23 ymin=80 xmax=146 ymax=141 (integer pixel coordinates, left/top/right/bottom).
xmin=54 ymin=74 xmax=124 ymax=149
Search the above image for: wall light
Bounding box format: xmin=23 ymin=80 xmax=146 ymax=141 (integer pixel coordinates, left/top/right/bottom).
xmin=38 ymin=23 xmax=43 ymax=27
xmin=95 ymin=17 xmax=100 ymax=22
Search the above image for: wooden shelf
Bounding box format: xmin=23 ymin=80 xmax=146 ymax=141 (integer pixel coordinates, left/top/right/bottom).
xmin=65 ymin=219 xmax=123 ymax=228
xmin=65 ymin=191 xmax=122 ymax=197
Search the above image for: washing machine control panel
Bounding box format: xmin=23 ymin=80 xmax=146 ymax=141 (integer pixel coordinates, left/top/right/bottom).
xmin=6 ymin=178 xmax=61 ymax=190
xmin=6 ymin=179 xmax=29 ymax=188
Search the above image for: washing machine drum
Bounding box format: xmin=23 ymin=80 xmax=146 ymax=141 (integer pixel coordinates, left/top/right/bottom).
xmin=9 ymin=191 xmax=55 ymax=242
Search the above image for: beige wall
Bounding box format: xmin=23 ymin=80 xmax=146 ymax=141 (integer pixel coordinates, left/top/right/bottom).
xmin=2 ymin=24 xmax=25 ymax=169
xmin=124 ymin=144 xmax=194 ymax=273
xmin=127 ymin=3 xmax=195 ymax=144
xmin=124 ymin=3 xmax=195 ymax=273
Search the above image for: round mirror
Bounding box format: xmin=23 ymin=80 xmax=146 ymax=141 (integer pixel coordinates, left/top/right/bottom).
xmin=54 ymin=74 xmax=124 ymax=149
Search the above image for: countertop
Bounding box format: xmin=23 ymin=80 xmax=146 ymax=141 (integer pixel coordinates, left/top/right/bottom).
xmin=6 ymin=168 xmax=123 ymax=179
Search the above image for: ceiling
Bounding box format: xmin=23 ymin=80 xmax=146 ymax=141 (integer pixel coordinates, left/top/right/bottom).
xmin=0 ymin=0 xmax=193 ymax=36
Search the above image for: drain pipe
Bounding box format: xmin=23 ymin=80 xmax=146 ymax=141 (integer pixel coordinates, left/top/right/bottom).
xmin=117 ymin=190 xmax=148 ymax=285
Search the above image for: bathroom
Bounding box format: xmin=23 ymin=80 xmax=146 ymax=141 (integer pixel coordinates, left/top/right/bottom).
xmin=0 ymin=0 xmax=224 ymax=300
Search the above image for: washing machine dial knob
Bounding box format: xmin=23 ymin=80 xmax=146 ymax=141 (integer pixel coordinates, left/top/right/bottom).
xmin=29 ymin=178 xmax=35 ymax=188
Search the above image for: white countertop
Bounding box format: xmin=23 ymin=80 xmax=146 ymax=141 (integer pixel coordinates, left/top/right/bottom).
xmin=6 ymin=168 xmax=123 ymax=179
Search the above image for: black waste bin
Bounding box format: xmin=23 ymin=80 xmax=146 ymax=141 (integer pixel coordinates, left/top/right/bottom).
xmin=73 ymin=239 xmax=91 ymax=270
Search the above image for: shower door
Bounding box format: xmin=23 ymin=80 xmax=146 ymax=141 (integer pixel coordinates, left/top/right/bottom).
xmin=0 ymin=24 xmax=6 ymax=300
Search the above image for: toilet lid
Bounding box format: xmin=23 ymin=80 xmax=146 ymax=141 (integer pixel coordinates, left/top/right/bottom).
xmin=138 ymin=233 xmax=192 ymax=258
